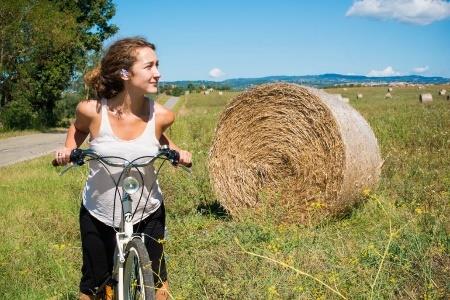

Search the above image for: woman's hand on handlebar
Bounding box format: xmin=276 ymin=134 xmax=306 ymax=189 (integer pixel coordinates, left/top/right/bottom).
xmin=178 ymin=149 xmax=192 ymax=168
xmin=54 ymin=147 xmax=73 ymax=166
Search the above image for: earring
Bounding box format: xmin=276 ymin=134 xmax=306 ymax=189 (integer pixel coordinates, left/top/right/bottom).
xmin=120 ymin=69 xmax=129 ymax=78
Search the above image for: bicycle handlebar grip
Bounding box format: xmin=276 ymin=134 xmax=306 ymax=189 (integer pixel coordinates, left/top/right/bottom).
xmin=171 ymin=149 xmax=180 ymax=166
xmin=70 ymin=148 xmax=85 ymax=166
xmin=51 ymin=149 xmax=85 ymax=167
xmin=168 ymin=149 xmax=192 ymax=168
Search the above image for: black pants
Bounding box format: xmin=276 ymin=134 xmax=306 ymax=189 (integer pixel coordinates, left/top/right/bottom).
xmin=79 ymin=203 xmax=167 ymax=295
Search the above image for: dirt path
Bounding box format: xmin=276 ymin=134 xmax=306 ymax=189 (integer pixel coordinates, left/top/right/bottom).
xmin=0 ymin=97 xmax=180 ymax=168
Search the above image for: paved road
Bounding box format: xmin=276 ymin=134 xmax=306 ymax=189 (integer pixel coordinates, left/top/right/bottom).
xmin=0 ymin=97 xmax=180 ymax=168
xmin=164 ymin=96 xmax=179 ymax=110
xmin=0 ymin=133 xmax=67 ymax=167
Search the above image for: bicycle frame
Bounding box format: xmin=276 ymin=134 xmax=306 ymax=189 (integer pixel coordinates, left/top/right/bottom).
xmin=114 ymin=168 xmax=145 ymax=300
xmin=57 ymin=146 xmax=187 ymax=299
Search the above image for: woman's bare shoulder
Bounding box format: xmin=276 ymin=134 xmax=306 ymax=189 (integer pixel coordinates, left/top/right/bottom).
xmin=73 ymin=99 xmax=101 ymax=133
xmin=76 ymin=99 xmax=101 ymax=118
xmin=154 ymin=101 xmax=175 ymax=126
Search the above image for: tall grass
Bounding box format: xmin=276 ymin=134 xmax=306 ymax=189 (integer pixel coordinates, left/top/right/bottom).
xmin=0 ymin=87 xmax=448 ymax=299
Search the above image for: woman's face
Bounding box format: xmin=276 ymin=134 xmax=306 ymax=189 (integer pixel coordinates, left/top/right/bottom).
xmin=128 ymin=47 xmax=160 ymax=94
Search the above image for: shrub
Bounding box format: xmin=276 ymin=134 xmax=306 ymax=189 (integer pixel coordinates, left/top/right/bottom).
xmin=0 ymin=100 xmax=37 ymax=130
xmin=54 ymin=92 xmax=80 ymax=126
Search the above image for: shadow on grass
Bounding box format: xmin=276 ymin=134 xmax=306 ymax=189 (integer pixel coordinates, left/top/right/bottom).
xmin=330 ymin=196 xmax=369 ymax=222
xmin=196 ymin=200 xmax=231 ymax=221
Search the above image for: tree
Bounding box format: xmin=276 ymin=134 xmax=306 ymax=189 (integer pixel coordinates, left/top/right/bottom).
xmin=0 ymin=0 xmax=117 ymax=128
xmin=187 ymin=83 xmax=195 ymax=92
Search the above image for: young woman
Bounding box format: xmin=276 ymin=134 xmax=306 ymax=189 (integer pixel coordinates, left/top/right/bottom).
xmin=55 ymin=37 xmax=191 ymax=300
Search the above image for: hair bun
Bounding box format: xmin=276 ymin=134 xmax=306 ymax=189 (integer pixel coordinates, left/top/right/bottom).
xmin=84 ymin=66 xmax=104 ymax=98
xmin=84 ymin=66 xmax=101 ymax=87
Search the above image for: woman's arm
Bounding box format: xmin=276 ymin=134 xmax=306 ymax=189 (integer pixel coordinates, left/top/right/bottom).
xmin=159 ymin=133 xmax=179 ymax=151
xmin=55 ymin=100 xmax=95 ymax=165
xmin=64 ymin=123 xmax=89 ymax=150
xmin=155 ymin=102 xmax=192 ymax=166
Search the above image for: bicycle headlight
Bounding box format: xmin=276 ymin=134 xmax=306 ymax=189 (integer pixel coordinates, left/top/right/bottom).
xmin=123 ymin=176 xmax=140 ymax=194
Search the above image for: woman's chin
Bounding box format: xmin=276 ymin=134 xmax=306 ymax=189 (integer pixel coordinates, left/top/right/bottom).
xmin=146 ymin=87 xmax=158 ymax=94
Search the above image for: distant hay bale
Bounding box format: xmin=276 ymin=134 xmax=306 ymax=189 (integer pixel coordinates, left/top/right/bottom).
xmin=439 ymin=89 xmax=447 ymax=96
xmin=419 ymin=93 xmax=433 ymax=103
xmin=343 ymin=88 xmax=348 ymax=91
xmin=333 ymin=93 xmax=349 ymax=103
xmin=385 ymin=92 xmax=392 ymax=99
xmin=388 ymin=87 xmax=393 ymax=92
xmin=357 ymin=93 xmax=363 ymax=99
xmin=218 ymin=91 xmax=223 ymax=96
xmin=209 ymin=83 xmax=382 ymax=224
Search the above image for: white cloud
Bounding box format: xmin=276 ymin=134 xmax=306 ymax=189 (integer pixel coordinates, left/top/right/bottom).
xmin=367 ymin=66 xmax=401 ymax=77
xmin=346 ymin=0 xmax=450 ymax=25
xmin=412 ymin=65 xmax=429 ymax=73
xmin=209 ymin=68 xmax=225 ymax=78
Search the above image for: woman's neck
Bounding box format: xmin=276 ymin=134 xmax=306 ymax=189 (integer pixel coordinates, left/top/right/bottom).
xmin=108 ymin=91 xmax=147 ymax=117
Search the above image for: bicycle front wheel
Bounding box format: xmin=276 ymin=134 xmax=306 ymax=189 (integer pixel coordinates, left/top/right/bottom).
xmin=123 ymin=238 xmax=155 ymax=300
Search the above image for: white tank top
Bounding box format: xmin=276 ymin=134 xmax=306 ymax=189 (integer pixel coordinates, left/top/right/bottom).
xmin=82 ymin=98 xmax=163 ymax=227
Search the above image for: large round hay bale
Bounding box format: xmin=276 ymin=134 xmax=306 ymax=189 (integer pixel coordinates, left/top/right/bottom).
xmin=208 ymin=83 xmax=382 ymax=223
xmin=388 ymin=87 xmax=393 ymax=92
xmin=439 ymin=89 xmax=446 ymax=96
xmin=385 ymin=92 xmax=392 ymax=99
xmin=419 ymin=93 xmax=433 ymax=103
xmin=357 ymin=93 xmax=363 ymax=99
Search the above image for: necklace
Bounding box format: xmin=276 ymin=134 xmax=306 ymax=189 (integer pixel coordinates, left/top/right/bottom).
xmin=110 ymin=107 xmax=124 ymax=120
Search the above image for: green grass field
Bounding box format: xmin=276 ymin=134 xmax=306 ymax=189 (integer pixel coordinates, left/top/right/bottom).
xmin=0 ymin=86 xmax=448 ymax=299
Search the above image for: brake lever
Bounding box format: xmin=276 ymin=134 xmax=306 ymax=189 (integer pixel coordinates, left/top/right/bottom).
xmin=180 ymin=165 xmax=192 ymax=174
xmin=59 ymin=163 xmax=78 ymax=176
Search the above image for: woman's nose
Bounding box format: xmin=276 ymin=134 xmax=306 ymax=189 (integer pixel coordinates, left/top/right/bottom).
xmin=153 ymin=67 xmax=161 ymax=78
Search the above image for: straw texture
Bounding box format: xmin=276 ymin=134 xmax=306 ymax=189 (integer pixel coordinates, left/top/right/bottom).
xmin=208 ymin=83 xmax=382 ymax=223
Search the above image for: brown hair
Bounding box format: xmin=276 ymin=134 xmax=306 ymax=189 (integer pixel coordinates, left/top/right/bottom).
xmin=84 ymin=37 xmax=156 ymax=99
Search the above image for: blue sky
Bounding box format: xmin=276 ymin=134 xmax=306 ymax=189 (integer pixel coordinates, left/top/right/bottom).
xmin=107 ymin=0 xmax=450 ymax=81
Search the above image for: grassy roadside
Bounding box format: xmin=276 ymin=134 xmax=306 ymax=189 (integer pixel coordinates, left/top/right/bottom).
xmin=0 ymin=87 xmax=448 ymax=299
xmin=155 ymin=93 xmax=171 ymax=105
xmin=0 ymin=129 xmax=40 ymax=140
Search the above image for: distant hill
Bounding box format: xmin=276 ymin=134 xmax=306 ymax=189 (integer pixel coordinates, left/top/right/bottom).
xmin=162 ymin=73 xmax=449 ymax=90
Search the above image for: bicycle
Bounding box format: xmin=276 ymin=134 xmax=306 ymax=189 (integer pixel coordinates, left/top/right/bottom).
xmin=52 ymin=145 xmax=191 ymax=300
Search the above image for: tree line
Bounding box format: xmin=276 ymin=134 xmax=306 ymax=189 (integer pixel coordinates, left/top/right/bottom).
xmin=0 ymin=0 xmax=117 ymax=130
xmin=159 ymin=83 xmax=232 ymax=97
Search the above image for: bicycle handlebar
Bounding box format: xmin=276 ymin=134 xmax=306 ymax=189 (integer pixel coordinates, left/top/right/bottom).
xmin=52 ymin=146 xmax=192 ymax=169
